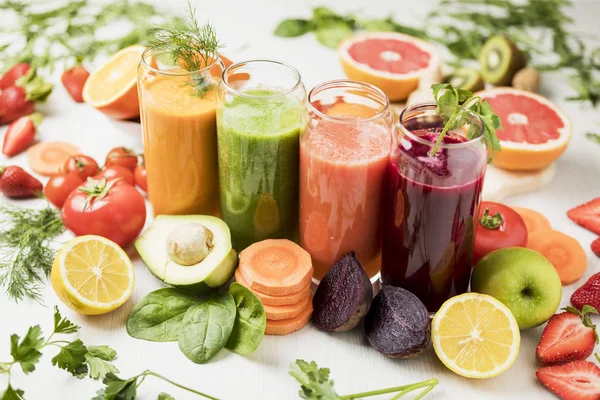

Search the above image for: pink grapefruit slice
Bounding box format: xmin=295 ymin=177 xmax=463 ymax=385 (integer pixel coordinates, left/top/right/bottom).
xmin=477 ymin=88 xmax=571 ymax=171
xmin=339 ymin=32 xmax=441 ymax=101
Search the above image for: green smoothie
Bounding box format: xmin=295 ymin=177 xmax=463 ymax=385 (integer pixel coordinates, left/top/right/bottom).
xmin=217 ymin=89 xmax=303 ymax=251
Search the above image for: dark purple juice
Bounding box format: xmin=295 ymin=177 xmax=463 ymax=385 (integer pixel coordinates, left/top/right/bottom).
xmin=381 ymin=127 xmax=486 ymax=312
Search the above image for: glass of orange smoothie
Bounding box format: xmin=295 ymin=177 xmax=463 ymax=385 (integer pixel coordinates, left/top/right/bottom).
xmin=299 ymin=80 xmax=393 ymax=282
xmin=138 ymin=49 xmax=224 ymax=216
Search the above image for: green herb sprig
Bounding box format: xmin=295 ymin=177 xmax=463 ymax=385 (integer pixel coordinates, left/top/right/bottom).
xmin=431 ymin=83 xmax=502 ymax=159
xmin=289 ymin=360 xmax=438 ymax=399
xmin=0 ymin=206 xmax=64 ymax=302
xmin=148 ymin=2 xmax=223 ymax=98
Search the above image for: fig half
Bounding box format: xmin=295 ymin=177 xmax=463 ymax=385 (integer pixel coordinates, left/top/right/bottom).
xmin=312 ymin=252 xmax=373 ymax=332
xmin=364 ymin=285 xmax=430 ymax=358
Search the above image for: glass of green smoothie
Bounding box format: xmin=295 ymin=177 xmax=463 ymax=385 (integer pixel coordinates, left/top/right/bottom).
xmin=216 ymin=60 xmax=306 ymax=251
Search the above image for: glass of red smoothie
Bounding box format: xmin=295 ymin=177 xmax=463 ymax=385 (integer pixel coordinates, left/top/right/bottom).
xmin=299 ymin=80 xmax=393 ymax=283
xmin=381 ymin=103 xmax=487 ymax=312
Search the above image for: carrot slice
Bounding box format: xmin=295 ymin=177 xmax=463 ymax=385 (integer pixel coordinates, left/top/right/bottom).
xmin=28 ymin=141 xmax=81 ymax=176
xmin=512 ymin=206 xmax=552 ymax=236
xmin=238 ymin=239 xmax=313 ymax=296
xmin=265 ymin=301 xmax=313 ymax=335
xmin=527 ymin=230 xmax=587 ymax=285
xmin=234 ymin=269 xmax=310 ymax=306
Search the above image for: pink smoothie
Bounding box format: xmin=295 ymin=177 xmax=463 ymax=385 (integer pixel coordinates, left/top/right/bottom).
xmin=299 ymin=119 xmax=390 ymax=281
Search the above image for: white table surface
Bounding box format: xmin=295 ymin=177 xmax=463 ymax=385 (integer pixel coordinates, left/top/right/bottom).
xmin=2 ymin=0 xmax=600 ymax=399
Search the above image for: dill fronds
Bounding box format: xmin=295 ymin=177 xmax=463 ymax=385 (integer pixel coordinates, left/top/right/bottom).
xmin=0 ymin=206 xmax=65 ymax=302
xmin=148 ymin=2 xmax=224 ymax=97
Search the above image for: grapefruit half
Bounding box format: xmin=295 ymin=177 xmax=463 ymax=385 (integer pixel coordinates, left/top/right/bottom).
xmin=339 ymin=32 xmax=441 ymax=102
xmin=478 ymin=88 xmax=571 ymax=171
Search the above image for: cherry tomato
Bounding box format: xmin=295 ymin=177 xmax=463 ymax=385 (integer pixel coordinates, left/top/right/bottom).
xmin=62 ymin=178 xmax=146 ymax=247
xmin=105 ymin=147 xmax=138 ymax=171
xmin=62 ymin=154 xmax=99 ymax=180
xmin=474 ymin=201 xmax=528 ymax=264
xmin=93 ymin=165 xmax=134 ymax=185
xmin=44 ymin=171 xmax=84 ymax=208
xmin=134 ymin=164 xmax=147 ymax=192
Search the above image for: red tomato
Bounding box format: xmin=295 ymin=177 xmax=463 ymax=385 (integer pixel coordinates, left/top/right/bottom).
xmin=134 ymin=164 xmax=147 ymax=192
xmin=105 ymin=147 xmax=138 ymax=171
xmin=44 ymin=171 xmax=84 ymax=208
xmin=62 ymin=154 xmax=99 ymax=180
xmin=93 ymin=165 xmax=134 ymax=185
xmin=474 ymin=201 xmax=528 ymax=264
xmin=62 ymin=178 xmax=146 ymax=247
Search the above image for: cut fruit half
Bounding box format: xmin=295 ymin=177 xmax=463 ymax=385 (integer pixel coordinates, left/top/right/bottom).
xmin=83 ymin=45 xmax=147 ymax=120
xmin=432 ymin=293 xmax=520 ymax=379
xmin=339 ymin=32 xmax=441 ymax=101
xmin=51 ymin=235 xmax=135 ymax=315
xmin=478 ymin=87 xmax=571 ymax=171
xmin=478 ymin=36 xmax=526 ymax=86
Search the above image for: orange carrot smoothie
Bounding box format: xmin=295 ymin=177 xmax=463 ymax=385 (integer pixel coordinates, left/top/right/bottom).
xmin=139 ymin=67 xmax=220 ymax=216
xmin=299 ymin=119 xmax=390 ymax=281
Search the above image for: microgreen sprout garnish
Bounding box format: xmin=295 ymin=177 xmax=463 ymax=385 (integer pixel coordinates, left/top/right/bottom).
xmin=431 ymin=83 xmax=502 ymax=161
xmin=479 ymin=209 xmax=504 ymax=230
xmin=289 ymin=359 xmax=439 ymax=399
xmin=148 ymin=2 xmax=223 ymax=98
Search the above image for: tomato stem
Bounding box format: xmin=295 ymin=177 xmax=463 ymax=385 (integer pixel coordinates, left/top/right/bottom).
xmin=479 ymin=208 xmax=503 ymax=229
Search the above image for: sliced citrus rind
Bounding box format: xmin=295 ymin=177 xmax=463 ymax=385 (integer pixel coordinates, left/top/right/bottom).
xmin=432 ymin=293 xmax=520 ymax=379
xmin=52 ymin=235 xmax=135 ymax=315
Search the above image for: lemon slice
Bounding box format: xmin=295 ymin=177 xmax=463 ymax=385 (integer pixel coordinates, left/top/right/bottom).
xmin=51 ymin=235 xmax=135 ymax=315
xmin=432 ymin=293 xmax=520 ymax=379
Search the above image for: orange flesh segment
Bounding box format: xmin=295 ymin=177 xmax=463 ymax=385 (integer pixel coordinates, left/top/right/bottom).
xmin=27 ymin=141 xmax=81 ymax=176
xmin=265 ymin=301 xmax=313 ymax=335
xmin=512 ymin=206 xmax=552 ymax=236
xmin=234 ymin=269 xmax=310 ymax=306
xmin=238 ymin=239 xmax=313 ymax=296
xmin=527 ymin=230 xmax=587 ymax=285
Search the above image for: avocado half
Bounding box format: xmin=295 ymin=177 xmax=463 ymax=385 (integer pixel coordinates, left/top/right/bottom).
xmin=135 ymin=215 xmax=238 ymax=294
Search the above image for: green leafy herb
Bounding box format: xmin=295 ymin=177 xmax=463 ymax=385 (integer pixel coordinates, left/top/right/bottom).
xmin=148 ymin=2 xmax=223 ymax=97
xmin=586 ymin=132 xmax=600 ymax=144
xmin=431 ymin=83 xmax=502 ymax=159
xmin=178 ymin=292 xmax=236 ymax=364
xmin=158 ymin=393 xmax=176 ymax=400
xmin=274 ymin=19 xmax=311 ymax=37
xmin=126 ymin=288 xmax=204 ymax=342
xmin=289 ymin=360 xmax=439 ymax=399
xmin=0 ymin=206 xmax=65 ymax=302
xmin=85 ymin=346 xmax=119 ymax=380
xmin=1 ymin=384 xmax=25 ymax=400
xmin=225 ymin=282 xmax=266 ymax=355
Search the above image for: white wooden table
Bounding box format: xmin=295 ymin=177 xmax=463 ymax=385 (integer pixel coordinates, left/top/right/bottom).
xmin=2 ymin=0 xmax=600 ymax=399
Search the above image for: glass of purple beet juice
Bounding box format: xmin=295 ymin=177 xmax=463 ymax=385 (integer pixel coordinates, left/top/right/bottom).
xmin=381 ymin=103 xmax=487 ymax=312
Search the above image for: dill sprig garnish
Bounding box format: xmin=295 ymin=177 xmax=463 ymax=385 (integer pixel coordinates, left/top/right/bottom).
xmin=0 ymin=206 xmax=65 ymax=302
xmin=148 ymin=2 xmax=224 ymax=97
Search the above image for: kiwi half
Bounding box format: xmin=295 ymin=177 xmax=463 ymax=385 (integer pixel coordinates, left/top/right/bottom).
xmin=478 ymin=35 xmax=526 ymax=85
xmin=446 ymin=67 xmax=484 ymax=92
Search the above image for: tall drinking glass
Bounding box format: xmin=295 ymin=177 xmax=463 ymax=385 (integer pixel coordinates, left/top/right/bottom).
xmin=216 ymin=60 xmax=306 ymax=251
xmin=381 ymin=103 xmax=487 ymax=312
xmin=138 ymin=49 xmax=224 ymax=216
xmin=299 ymin=80 xmax=393 ymax=282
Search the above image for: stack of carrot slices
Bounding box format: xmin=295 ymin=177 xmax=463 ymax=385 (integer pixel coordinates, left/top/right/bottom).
xmin=235 ymin=239 xmax=314 ymax=335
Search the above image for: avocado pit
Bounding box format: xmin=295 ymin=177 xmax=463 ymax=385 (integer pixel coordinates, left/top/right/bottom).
xmin=167 ymin=223 xmax=214 ymax=266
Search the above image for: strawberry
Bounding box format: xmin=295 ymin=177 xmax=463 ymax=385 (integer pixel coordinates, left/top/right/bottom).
xmin=572 ymin=273 xmax=600 ymax=311
xmin=0 ymin=68 xmax=52 ymax=125
xmin=536 ymin=306 xmax=598 ymax=365
xmin=536 ymin=360 xmax=600 ymax=400
xmin=0 ymin=63 xmax=31 ymax=90
xmin=592 ymin=238 xmax=600 ymax=258
xmin=61 ymin=65 xmax=89 ymax=103
xmin=0 ymin=166 xmax=43 ymax=198
xmin=568 ymin=198 xmax=600 ymax=235
xmin=2 ymin=113 xmax=43 ymax=156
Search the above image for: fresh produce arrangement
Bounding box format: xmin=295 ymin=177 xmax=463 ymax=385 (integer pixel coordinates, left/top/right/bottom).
xmin=1 ymin=0 xmax=600 ymax=399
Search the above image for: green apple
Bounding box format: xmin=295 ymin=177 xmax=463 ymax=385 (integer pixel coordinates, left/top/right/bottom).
xmin=471 ymin=247 xmax=561 ymax=330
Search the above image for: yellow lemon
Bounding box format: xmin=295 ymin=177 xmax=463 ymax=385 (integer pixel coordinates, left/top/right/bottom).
xmin=51 ymin=235 xmax=135 ymax=315
xmin=432 ymin=293 xmax=520 ymax=379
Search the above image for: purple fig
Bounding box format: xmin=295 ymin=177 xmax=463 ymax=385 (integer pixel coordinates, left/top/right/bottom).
xmin=364 ymin=285 xmax=430 ymax=358
xmin=312 ymin=252 xmax=373 ymax=332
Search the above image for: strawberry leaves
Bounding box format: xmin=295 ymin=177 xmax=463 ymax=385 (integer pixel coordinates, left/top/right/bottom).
xmin=565 ymin=305 xmax=599 ymax=343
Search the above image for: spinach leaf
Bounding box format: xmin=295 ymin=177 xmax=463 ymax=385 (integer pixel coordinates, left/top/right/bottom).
xmin=126 ymin=288 xmax=202 ymax=342
xmin=178 ymin=292 xmax=236 ymax=364
xmin=274 ymin=19 xmax=310 ymax=37
xmin=315 ymin=23 xmax=353 ymax=49
xmin=225 ymin=283 xmax=266 ymax=355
